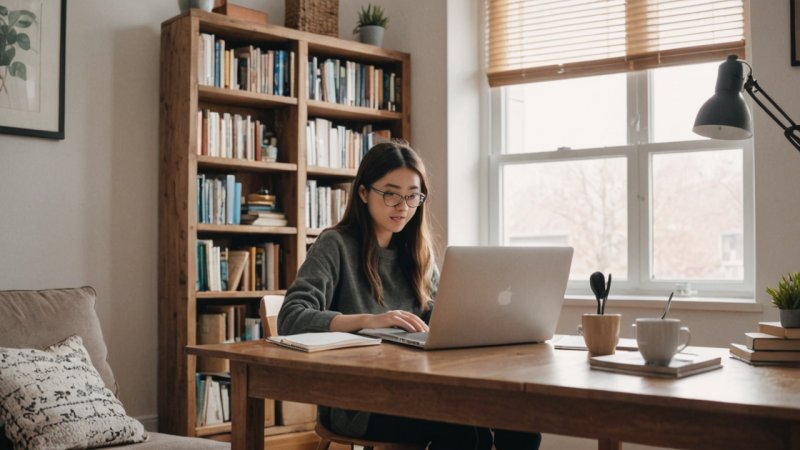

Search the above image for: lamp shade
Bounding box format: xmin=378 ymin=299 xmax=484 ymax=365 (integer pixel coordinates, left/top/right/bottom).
xmin=693 ymin=54 xmax=753 ymax=140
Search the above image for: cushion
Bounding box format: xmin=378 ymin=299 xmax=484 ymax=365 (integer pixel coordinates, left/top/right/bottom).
xmin=0 ymin=287 xmax=118 ymax=396
xmin=0 ymin=335 xmax=148 ymax=449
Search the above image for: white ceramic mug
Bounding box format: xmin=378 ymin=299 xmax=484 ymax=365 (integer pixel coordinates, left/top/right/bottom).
xmin=634 ymin=318 xmax=690 ymax=365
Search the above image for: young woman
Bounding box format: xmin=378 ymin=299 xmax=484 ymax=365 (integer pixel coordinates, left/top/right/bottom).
xmin=278 ymin=141 xmax=540 ymax=450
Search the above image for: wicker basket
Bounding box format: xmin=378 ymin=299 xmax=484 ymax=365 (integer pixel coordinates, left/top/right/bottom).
xmin=284 ymin=0 xmax=339 ymax=37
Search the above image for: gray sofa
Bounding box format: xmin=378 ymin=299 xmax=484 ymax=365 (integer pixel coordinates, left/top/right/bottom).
xmin=0 ymin=286 xmax=229 ymax=450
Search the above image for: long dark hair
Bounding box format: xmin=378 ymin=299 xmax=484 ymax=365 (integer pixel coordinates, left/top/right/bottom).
xmin=334 ymin=141 xmax=435 ymax=310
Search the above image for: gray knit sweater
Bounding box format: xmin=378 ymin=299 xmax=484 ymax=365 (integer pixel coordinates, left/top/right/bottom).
xmin=277 ymin=228 xmax=436 ymax=437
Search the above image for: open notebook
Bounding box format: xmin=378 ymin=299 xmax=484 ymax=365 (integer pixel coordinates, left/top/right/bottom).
xmin=267 ymin=332 xmax=380 ymax=352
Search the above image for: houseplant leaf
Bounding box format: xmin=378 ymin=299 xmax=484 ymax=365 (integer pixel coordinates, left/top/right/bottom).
xmin=16 ymin=33 xmax=29 ymax=50
xmin=9 ymin=61 xmax=26 ymax=80
xmin=0 ymin=46 xmax=14 ymax=66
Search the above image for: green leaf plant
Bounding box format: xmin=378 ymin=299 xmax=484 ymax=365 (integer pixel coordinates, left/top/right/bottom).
xmin=0 ymin=5 xmax=36 ymax=94
xmin=766 ymin=272 xmax=800 ymax=310
xmin=352 ymin=4 xmax=388 ymax=35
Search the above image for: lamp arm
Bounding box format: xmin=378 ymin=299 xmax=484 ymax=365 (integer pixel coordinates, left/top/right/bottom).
xmin=744 ymin=75 xmax=800 ymax=152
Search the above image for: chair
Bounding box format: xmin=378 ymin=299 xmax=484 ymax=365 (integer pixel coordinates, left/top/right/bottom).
xmin=314 ymin=420 xmax=426 ymax=450
xmin=259 ymin=296 xmax=426 ymax=450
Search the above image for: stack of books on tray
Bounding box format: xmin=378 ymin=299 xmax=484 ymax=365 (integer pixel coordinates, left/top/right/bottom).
xmin=729 ymin=321 xmax=800 ymax=366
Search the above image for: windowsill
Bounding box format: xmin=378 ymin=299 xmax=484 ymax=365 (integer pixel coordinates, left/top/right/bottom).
xmin=563 ymin=294 xmax=764 ymax=313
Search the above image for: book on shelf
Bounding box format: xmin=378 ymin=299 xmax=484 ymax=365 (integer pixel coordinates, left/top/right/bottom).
xmin=589 ymin=351 xmax=723 ymax=378
xmin=744 ymin=332 xmax=800 ymax=351
xmin=196 ymin=373 xmax=231 ymax=427
xmin=267 ymin=332 xmax=381 ymax=353
xmin=196 ymin=313 xmax=229 ymax=372
xmin=204 ymin=377 xmax=224 ymax=425
xmin=197 ymin=240 xmax=221 ymax=291
xmin=729 ymin=343 xmax=800 ymax=365
xmin=241 ymin=210 xmax=287 ymax=227
xmin=245 ymin=216 xmax=288 ymax=227
xmin=757 ymin=321 xmax=800 ymax=339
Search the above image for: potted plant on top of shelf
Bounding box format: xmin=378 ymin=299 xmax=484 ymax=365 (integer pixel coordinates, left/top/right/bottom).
xmin=353 ymin=3 xmax=388 ymax=46
xmin=766 ymin=272 xmax=800 ymax=328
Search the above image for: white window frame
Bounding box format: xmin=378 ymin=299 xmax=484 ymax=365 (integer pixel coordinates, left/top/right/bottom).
xmin=487 ymin=70 xmax=755 ymax=299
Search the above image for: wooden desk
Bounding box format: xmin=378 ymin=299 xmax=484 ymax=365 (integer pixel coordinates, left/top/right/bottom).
xmin=186 ymin=342 xmax=800 ymax=450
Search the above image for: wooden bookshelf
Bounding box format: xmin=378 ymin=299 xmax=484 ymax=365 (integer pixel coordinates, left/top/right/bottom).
xmin=158 ymin=9 xmax=410 ymax=444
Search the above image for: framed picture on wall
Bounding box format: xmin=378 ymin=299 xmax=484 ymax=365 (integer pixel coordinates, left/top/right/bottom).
xmin=0 ymin=0 xmax=66 ymax=139
xmin=793 ymin=0 xmax=800 ymax=66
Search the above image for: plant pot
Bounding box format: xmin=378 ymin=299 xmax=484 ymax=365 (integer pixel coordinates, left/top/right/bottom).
xmin=358 ymin=25 xmax=384 ymax=46
xmin=779 ymin=309 xmax=800 ymax=328
xmin=178 ymin=0 xmax=215 ymax=13
xmin=581 ymin=313 xmax=621 ymax=356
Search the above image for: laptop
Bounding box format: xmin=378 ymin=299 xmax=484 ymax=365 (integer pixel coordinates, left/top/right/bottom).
xmin=360 ymin=246 xmax=573 ymax=350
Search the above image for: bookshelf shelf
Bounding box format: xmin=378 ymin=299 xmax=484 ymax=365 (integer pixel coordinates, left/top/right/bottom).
xmin=197 ymin=155 xmax=297 ymax=172
xmin=306 ymin=166 xmax=357 ymax=178
xmin=159 ymin=8 xmax=410 ymax=444
xmin=196 ymin=290 xmax=286 ymax=300
xmin=198 ymin=85 xmax=298 ymax=108
xmin=197 ymin=224 xmax=297 ymax=234
xmin=307 ymin=100 xmax=403 ymax=121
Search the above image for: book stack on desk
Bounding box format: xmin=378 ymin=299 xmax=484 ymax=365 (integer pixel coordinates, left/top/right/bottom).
xmin=729 ymin=321 xmax=800 ymax=366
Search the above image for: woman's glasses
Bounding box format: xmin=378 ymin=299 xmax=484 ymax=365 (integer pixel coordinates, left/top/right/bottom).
xmin=370 ymin=186 xmax=426 ymax=208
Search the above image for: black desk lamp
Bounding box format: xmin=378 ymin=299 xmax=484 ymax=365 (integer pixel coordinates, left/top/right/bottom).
xmin=693 ymin=54 xmax=800 ymax=152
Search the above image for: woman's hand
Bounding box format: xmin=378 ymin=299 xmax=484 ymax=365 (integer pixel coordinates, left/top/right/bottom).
xmin=365 ymin=310 xmax=429 ymax=332
xmin=329 ymin=310 xmax=429 ymax=333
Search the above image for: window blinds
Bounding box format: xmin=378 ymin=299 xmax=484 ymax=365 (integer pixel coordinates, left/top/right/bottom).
xmin=486 ymin=0 xmax=746 ymax=87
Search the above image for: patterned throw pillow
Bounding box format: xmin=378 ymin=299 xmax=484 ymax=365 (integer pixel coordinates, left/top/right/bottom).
xmin=0 ymin=335 xmax=148 ymax=449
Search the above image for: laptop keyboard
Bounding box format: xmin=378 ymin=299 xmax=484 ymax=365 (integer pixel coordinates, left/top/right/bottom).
xmin=399 ymin=331 xmax=429 ymax=344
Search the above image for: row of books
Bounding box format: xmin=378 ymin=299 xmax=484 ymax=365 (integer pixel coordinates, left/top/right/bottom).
xmin=198 ymin=33 xmax=295 ymax=97
xmin=196 ymin=109 xmax=278 ymax=162
xmin=197 ymin=241 xmax=283 ymax=292
xmin=196 ymin=373 xmax=231 ymax=427
xmin=306 ymin=180 xmax=349 ymax=229
xmin=306 ymin=119 xmax=391 ymax=169
xmin=308 ymin=56 xmax=401 ymax=111
xmin=729 ymin=321 xmax=800 ymax=365
xmin=197 ymin=173 xmax=242 ymax=225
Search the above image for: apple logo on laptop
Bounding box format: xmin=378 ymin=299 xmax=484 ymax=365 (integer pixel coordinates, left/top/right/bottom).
xmin=497 ymin=287 xmax=513 ymax=306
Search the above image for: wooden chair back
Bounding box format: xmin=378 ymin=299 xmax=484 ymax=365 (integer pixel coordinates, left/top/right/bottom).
xmin=259 ymin=294 xmax=284 ymax=337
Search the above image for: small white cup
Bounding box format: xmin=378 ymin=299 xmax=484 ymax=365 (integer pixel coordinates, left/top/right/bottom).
xmin=634 ymin=318 xmax=690 ymax=365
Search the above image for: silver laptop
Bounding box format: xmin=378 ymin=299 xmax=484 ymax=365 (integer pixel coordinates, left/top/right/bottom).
xmin=360 ymin=246 xmax=573 ymax=350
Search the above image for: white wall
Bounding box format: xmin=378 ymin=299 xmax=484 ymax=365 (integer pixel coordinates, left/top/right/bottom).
xmin=0 ymin=0 xmax=447 ymax=428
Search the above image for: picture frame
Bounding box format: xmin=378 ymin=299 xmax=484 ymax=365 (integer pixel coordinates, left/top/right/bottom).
xmin=0 ymin=0 xmax=66 ymax=139
xmin=793 ymin=0 xmax=800 ymax=66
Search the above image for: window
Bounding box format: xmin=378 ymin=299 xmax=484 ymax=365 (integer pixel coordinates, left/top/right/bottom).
xmin=489 ymin=62 xmax=754 ymax=297
xmin=485 ymin=0 xmax=751 ymax=297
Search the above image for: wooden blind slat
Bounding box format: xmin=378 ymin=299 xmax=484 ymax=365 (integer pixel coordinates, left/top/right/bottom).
xmin=486 ymin=0 xmax=745 ymax=87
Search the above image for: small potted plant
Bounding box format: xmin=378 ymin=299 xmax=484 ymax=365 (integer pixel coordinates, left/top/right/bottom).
xmin=766 ymin=272 xmax=800 ymax=328
xmin=353 ymin=4 xmax=388 ymax=46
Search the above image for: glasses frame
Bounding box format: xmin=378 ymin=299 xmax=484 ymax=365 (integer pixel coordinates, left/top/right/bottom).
xmin=369 ymin=186 xmax=426 ymax=208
